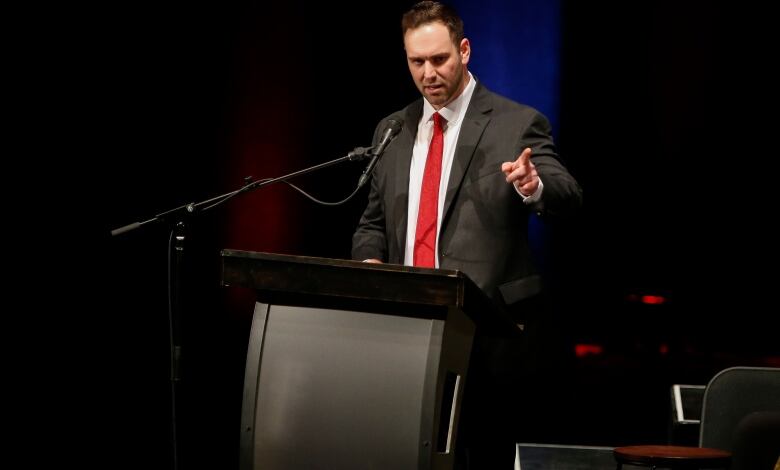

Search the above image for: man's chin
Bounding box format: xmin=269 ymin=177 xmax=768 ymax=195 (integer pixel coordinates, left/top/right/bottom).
xmin=424 ymin=93 xmax=447 ymax=106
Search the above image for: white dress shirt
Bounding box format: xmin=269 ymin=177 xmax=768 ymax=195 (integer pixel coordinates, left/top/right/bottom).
xmin=403 ymin=73 xmax=477 ymax=267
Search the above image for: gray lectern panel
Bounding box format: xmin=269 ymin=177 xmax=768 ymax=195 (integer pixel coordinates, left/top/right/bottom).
xmin=241 ymin=303 xmax=442 ymax=470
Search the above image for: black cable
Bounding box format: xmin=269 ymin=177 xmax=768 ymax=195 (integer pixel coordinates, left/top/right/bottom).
xmin=282 ymin=181 xmax=363 ymax=206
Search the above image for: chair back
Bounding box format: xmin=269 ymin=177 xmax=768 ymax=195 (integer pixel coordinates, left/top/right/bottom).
xmin=699 ymin=366 xmax=780 ymax=451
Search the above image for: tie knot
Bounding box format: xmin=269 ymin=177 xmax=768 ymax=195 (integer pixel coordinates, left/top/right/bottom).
xmin=432 ymin=112 xmax=444 ymax=129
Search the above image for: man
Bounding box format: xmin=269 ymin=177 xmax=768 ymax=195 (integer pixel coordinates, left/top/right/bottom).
xmin=352 ymin=1 xmax=582 ymax=467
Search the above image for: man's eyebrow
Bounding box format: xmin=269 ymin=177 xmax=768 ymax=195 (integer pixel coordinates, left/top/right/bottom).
xmin=407 ymin=52 xmax=450 ymax=60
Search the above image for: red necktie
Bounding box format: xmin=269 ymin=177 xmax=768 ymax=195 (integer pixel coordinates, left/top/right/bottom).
xmin=414 ymin=112 xmax=445 ymax=268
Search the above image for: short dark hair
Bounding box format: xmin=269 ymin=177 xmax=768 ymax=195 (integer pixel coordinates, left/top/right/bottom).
xmin=401 ymin=1 xmax=464 ymax=45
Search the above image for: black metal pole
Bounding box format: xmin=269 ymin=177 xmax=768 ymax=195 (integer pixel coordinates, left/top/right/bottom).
xmin=167 ymin=221 xmax=186 ymax=470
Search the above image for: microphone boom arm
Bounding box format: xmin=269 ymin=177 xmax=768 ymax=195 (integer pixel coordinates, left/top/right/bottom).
xmin=110 ymin=145 xmax=375 ymax=236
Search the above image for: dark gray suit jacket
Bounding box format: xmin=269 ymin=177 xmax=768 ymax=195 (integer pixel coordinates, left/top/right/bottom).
xmin=352 ymin=82 xmax=582 ymax=308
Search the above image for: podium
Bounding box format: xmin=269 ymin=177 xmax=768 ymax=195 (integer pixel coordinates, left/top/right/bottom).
xmin=221 ymin=250 xmax=514 ymax=470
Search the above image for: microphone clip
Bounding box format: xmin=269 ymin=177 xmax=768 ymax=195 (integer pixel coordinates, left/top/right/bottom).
xmin=347 ymin=146 xmax=375 ymax=161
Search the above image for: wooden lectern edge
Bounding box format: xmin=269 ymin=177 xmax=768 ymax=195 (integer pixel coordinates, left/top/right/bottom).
xmin=220 ymin=249 xmax=521 ymax=336
xmin=220 ymin=248 xmax=463 ymax=277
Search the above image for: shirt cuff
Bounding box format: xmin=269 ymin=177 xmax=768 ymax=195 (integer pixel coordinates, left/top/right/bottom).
xmin=515 ymin=177 xmax=544 ymax=204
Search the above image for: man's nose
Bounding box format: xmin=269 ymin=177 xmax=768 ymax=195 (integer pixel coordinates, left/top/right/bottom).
xmin=422 ymin=62 xmax=436 ymax=80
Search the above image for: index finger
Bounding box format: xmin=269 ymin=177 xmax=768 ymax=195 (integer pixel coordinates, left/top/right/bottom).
xmin=517 ymin=147 xmax=533 ymax=165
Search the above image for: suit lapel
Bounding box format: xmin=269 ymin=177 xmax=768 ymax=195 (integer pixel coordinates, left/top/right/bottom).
xmin=441 ymin=84 xmax=492 ymax=227
xmin=393 ymin=102 xmax=424 ymax=261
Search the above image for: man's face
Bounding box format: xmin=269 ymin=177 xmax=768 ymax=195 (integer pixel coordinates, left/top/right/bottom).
xmin=404 ymin=21 xmax=470 ymax=110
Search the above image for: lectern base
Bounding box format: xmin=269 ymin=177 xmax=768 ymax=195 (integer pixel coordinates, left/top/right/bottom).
xmin=240 ymin=302 xmax=471 ymax=470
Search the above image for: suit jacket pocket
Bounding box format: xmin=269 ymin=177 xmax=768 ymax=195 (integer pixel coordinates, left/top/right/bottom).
xmin=498 ymin=274 xmax=542 ymax=305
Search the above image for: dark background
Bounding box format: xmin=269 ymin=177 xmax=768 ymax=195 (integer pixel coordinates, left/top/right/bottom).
xmin=58 ymin=0 xmax=778 ymax=468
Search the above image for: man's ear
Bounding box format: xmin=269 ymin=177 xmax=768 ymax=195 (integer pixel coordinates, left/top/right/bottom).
xmin=460 ymin=38 xmax=471 ymax=64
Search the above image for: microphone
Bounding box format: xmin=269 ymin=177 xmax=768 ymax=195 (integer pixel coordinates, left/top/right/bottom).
xmin=358 ymin=118 xmax=403 ymax=188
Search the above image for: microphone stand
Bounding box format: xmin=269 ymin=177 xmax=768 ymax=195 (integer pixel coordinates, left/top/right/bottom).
xmin=110 ymin=145 xmax=374 ymax=470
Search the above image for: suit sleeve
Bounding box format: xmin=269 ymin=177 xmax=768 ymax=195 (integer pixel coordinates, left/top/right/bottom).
xmin=520 ymin=112 xmax=583 ymax=218
xmin=351 ymin=124 xmax=390 ymax=261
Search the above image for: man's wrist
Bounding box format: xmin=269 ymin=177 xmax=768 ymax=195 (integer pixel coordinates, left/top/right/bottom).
xmin=515 ymin=177 xmax=543 ymax=203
